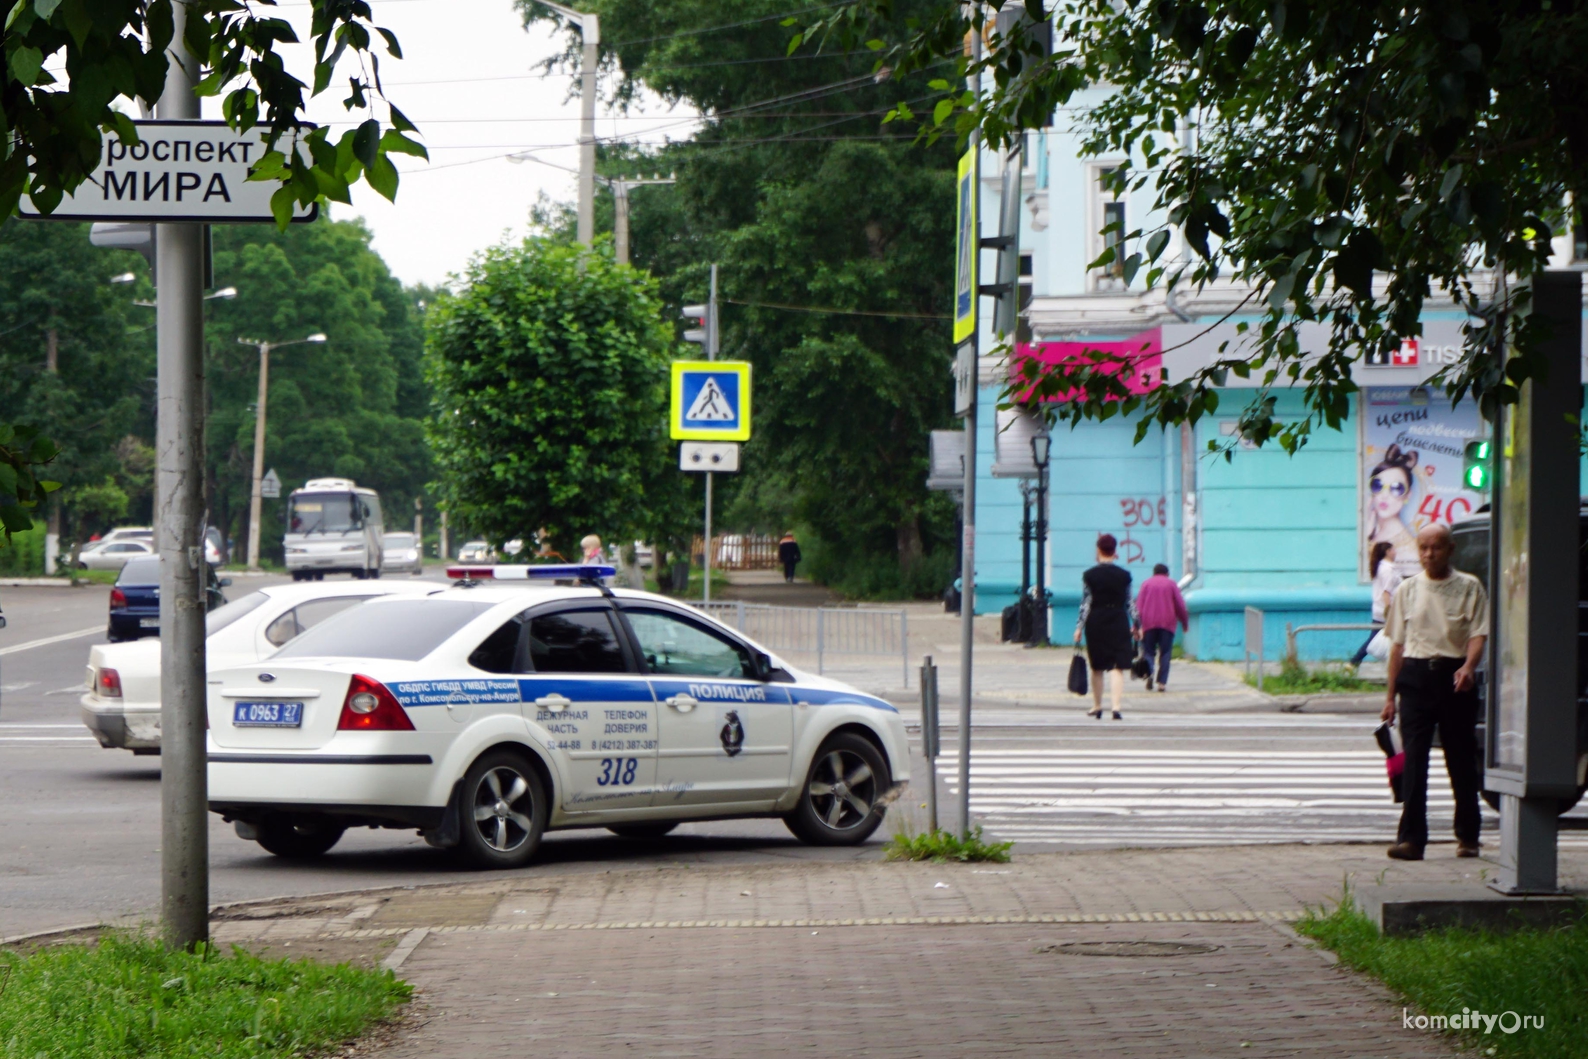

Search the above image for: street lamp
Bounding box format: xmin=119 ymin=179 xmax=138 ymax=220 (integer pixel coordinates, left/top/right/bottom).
xmin=241 ymin=333 xmax=328 ymax=570
xmin=1029 ymin=430 xmax=1052 ymax=644
xmin=109 ymin=272 xmax=137 ymax=284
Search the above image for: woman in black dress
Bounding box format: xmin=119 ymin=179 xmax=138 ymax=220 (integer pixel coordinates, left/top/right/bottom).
xmin=1073 ymin=533 xmax=1136 ymax=719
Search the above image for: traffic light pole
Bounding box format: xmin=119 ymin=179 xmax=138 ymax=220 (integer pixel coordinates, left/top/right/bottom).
xmin=156 ymin=1 xmax=210 ymax=951
xmin=702 ymin=263 xmax=718 ymax=604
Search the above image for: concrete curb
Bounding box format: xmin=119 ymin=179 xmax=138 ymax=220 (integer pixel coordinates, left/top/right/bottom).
xmin=0 ymin=578 xmax=80 ymax=588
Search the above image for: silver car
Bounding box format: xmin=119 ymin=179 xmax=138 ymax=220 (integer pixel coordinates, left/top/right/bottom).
xmin=381 ymin=531 xmax=424 ymax=576
xmin=77 ymin=539 xmax=156 ymax=571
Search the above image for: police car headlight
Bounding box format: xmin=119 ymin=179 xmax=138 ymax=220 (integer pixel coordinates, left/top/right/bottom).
xmin=349 ymin=691 xmax=379 ymax=714
xmin=285 ymin=547 xmax=306 ymax=554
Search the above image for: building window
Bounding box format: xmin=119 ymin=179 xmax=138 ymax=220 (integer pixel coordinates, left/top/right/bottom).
xmin=1575 ymin=204 xmax=1588 ymax=262
xmin=1093 ymin=165 xmax=1127 ymax=290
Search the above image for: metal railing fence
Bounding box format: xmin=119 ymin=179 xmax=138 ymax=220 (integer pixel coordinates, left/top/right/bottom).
xmin=695 ymin=600 xmax=909 ymax=687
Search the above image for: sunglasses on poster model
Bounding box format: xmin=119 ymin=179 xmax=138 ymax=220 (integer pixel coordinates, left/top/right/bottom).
xmin=1370 ymin=476 xmax=1409 ymax=497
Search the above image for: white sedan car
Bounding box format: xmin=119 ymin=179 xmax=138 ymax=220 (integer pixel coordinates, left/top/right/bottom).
xmin=206 ymin=566 xmax=908 ymax=865
xmin=77 ymin=539 xmax=156 ymax=570
xmin=82 ymin=580 xmax=441 ymax=753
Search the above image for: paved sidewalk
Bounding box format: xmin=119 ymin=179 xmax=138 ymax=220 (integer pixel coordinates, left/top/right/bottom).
xmin=198 ymin=844 xmax=1587 ymax=1058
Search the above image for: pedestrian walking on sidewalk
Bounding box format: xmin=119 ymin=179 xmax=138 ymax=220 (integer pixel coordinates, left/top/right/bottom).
xmin=777 ymin=531 xmax=802 ymax=583
xmin=1380 ymin=523 xmax=1488 ymax=861
xmin=1075 ymin=533 xmax=1135 ymax=720
xmin=1350 ymin=541 xmax=1402 ymax=667
xmin=1133 ymin=563 xmax=1188 ymax=693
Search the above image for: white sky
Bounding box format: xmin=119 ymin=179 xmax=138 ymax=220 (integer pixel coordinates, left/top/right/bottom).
xmin=260 ymin=0 xmax=701 ymax=287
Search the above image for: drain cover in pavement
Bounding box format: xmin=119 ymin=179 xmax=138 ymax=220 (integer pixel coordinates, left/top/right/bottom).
xmin=1038 ymin=941 xmax=1222 ymax=957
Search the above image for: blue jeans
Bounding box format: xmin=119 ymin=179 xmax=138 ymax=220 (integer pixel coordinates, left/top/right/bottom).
xmin=1141 ymin=627 xmax=1175 ymax=687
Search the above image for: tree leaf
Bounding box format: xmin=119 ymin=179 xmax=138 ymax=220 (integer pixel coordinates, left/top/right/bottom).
xmin=365 ymin=151 xmax=398 ymax=202
xmin=8 ymin=46 xmax=44 ymax=86
xmin=351 ymin=118 xmax=380 ymax=169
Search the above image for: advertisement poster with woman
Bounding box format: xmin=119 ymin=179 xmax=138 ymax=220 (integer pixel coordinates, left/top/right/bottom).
xmin=1362 ymin=387 xmax=1486 ymax=580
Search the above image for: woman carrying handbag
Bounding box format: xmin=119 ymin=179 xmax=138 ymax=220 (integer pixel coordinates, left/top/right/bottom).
xmin=1074 ymin=533 xmax=1136 ymax=719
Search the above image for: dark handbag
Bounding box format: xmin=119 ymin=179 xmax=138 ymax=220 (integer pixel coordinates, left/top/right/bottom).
xmin=1130 ymin=640 xmax=1152 ymax=681
xmin=1373 ymin=721 xmax=1405 ymax=803
xmin=1067 ymin=653 xmax=1089 ymax=696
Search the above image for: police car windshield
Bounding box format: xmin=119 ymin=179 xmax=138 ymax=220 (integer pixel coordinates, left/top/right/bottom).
xmin=273 ymin=599 xmax=497 ymax=661
xmin=289 ymin=492 xmax=360 ymax=535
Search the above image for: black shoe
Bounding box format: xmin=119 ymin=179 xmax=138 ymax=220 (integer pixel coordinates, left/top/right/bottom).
xmin=1387 ymin=842 xmax=1424 ymax=861
xmin=1088 ymin=709 xmax=1103 ymax=719
xmin=1112 ymin=711 xmax=1123 ymax=720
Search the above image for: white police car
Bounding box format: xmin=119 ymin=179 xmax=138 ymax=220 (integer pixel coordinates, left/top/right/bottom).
xmin=207 ymin=565 xmax=909 ymax=866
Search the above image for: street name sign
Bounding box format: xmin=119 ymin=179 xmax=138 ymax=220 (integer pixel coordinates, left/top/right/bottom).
xmin=680 ymin=442 xmax=740 ymax=472
xmin=670 ymin=360 xmax=751 ymax=441
xmin=17 ymin=120 xmax=316 ymax=224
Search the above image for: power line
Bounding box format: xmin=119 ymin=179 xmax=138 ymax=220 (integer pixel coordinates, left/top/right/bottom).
xmin=382 ymin=50 xmax=868 ymax=88
xmin=606 ymin=2 xmax=851 ymax=48
xmin=726 ymin=299 xmax=950 ymax=321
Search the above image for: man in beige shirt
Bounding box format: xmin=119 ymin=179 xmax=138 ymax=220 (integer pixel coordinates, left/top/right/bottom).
xmin=1379 ymin=523 xmax=1488 ymax=860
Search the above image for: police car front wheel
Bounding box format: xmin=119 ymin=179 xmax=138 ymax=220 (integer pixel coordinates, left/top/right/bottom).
xmin=455 ymin=750 xmax=548 ymax=869
xmin=785 ymin=733 xmax=889 ymax=846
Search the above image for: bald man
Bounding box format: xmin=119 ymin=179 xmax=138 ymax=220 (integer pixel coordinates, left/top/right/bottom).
xmin=1380 ymin=523 xmax=1489 ymax=860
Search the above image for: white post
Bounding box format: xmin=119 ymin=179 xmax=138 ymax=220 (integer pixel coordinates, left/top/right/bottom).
xmin=245 ymin=341 xmax=269 ymax=571
xmin=577 ymin=14 xmax=599 ymax=246
xmin=156 ymin=0 xmax=209 ymax=950
xmin=613 ymin=179 xmax=630 ymax=265
xmin=957 ymin=31 xmax=983 ymax=842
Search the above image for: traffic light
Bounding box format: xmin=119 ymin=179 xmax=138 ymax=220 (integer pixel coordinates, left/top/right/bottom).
xmin=682 ymin=301 xmax=718 ymax=357
xmin=1463 ymin=438 xmax=1492 ymax=490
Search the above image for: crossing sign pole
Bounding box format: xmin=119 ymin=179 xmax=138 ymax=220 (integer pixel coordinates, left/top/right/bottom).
xmin=671 ymin=268 xmax=758 ymax=603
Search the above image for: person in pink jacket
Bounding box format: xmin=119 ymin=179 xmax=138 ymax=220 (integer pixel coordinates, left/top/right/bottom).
xmin=1133 ymin=564 xmax=1190 ymax=692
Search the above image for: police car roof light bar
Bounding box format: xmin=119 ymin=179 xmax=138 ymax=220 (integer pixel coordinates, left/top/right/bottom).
xmin=445 ymin=563 xmax=618 ymax=587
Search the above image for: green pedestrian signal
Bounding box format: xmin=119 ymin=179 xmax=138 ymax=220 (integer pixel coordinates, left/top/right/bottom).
xmin=1463 ymin=439 xmax=1492 ymax=490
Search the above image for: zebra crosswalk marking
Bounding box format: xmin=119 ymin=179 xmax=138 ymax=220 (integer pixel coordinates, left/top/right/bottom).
xmin=937 ymin=748 xmax=1588 ymax=848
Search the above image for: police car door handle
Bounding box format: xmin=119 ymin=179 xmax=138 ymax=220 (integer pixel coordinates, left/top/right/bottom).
xmin=534 ymin=694 xmax=571 ymax=713
xmin=666 ymin=694 xmax=698 ymax=713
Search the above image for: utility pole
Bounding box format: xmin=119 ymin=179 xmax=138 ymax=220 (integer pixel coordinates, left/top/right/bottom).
xmin=242 ymin=334 xmax=326 ymax=570
xmin=538 ymin=3 xmax=600 ymax=245
xmin=608 ymin=174 xmax=675 ymax=265
xmin=44 ymin=329 xmax=59 ymax=576
xmin=156 ymin=0 xmax=209 ymax=951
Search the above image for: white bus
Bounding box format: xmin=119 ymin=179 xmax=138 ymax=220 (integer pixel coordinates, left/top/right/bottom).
xmin=283 ymin=478 xmax=385 ymax=581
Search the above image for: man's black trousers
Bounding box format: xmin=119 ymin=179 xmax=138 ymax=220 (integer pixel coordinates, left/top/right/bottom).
xmin=1395 ymin=656 xmax=1482 ymax=849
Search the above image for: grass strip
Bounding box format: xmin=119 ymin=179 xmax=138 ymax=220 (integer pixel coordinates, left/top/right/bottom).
xmin=0 ymin=932 xmax=411 ymax=1058
xmin=1297 ymin=899 xmax=1588 ymax=1059
xmin=1246 ymin=657 xmax=1382 ymax=694
xmin=885 ymin=826 xmax=1013 ymax=863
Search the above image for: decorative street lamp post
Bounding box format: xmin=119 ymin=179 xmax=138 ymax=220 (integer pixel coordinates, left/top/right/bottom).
xmin=1030 ymin=430 xmax=1052 ymax=645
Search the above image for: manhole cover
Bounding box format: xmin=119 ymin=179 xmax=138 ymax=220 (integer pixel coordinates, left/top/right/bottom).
xmin=1038 ymin=941 xmax=1222 ymax=957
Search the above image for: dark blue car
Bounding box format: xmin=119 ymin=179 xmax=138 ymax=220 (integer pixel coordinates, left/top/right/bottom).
xmin=108 ymin=556 xmax=229 ymax=641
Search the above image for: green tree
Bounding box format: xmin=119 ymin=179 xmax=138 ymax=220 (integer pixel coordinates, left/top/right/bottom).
xmin=521 ymin=0 xmax=960 ymax=596
xmin=807 ymin=1 xmax=1588 ymax=447
xmin=424 ymin=238 xmax=676 ymax=553
xmin=0 ymin=219 xmax=144 ymax=539
xmin=199 ymin=216 xmax=433 ymax=562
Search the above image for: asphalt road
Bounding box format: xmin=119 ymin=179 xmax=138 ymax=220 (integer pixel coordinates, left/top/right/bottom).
xmin=0 ymin=576 xmax=881 ymax=939
xmin=6 ymin=575 xmax=1579 ymax=940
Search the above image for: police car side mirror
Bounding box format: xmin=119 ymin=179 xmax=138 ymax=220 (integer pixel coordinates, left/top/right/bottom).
xmin=754 ymin=651 xmax=774 ymax=682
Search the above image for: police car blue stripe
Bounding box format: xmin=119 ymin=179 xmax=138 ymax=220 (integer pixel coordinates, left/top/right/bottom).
xmin=791 ymin=687 xmax=899 ymax=713
xmin=519 ymin=677 xmax=654 ymax=703
xmin=649 ymin=679 xmax=792 ymax=705
xmin=388 ymin=679 xmax=519 ymax=707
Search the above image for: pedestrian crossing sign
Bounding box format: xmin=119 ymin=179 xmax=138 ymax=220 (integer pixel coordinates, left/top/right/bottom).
xmin=670 ymin=360 xmax=751 ymax=441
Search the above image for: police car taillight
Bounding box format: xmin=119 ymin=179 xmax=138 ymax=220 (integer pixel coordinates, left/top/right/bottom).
xmin=336 ymin=674 xmax=414 ymax=731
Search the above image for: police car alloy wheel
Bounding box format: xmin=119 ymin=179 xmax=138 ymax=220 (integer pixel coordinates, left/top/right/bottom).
xmin=606 ymin=822 xmax=679 ymax=840
xmin=785 ymin=732 xmax=890 ymax=845
xmin=256 ymin=814 xmax=346 ymax=859
xmin=456 ymin=750 xmax=548 ymax=869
